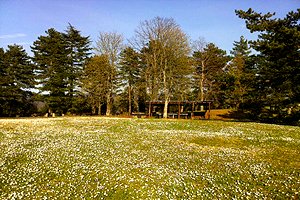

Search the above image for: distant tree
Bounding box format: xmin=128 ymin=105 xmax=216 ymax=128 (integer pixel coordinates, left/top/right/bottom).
xmin=119 ymin=47 xmax=142 ymax=114
xmin=0 ymin=45 xmax=35 ymax=116
xmin=226 ymin=36 xmax=254 ymax=109
xmin=139 ymin=41 xmax=161 ymax=106
xmin=0 ymin=48 xmax=7 ymax=103
xmin=170 ymin=56 xmax=193 ymax=102
xmin=192 ymin=37 xmax=207 ymax=53
xmin=95 ymin=32 xmax=123 ymax=116
xmin=32 ymin=28 xmax=69 ymax=114
xmin=134 ymin=17 xmax=191 ymax=118
xmin=32 ymin=25 xmax=91 ymax=115
xmin=230 ymin=36 xmax=251 ymax=57
xmin=236 ymin=8 xmax=300 ymax=121
xmin=64 ymin=24 xmax=91 ymax=112
xmin=193 ymin=43 xmax=229 ymax=103
xmin=81 ymin=55 xmax=112 ymax=115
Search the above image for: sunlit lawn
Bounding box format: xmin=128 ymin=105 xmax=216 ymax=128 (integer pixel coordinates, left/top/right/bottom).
xmin=0 ymin=117 xmax=299 ymax=199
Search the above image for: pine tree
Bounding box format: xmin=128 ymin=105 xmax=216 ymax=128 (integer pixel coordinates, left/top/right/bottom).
xmin=32 ymin=25 xmax=91 ymax=115
xmin=32 ymin=28 xmax=69 ymax=114
xmin=0 ymin=48 xmax=7 ymax=104
xmin=230 ymin=36 xmax=251 ymax=57
xmin=236 ymin=8 xmax=300 ymax=121
xmin=0 ymin=45 xmax=35 ymax=116
xmin=0 ymin=47 xmax=12 ymax=116
xmin=64 ymin=24 xmax=91 ymax=112
xmin=226 ymin=36 xmax=254 ymax=109
xmin=119 ymin=47 xmax=142 ymax=114
xmin=193 ymin=43 xmax=229 ymax=103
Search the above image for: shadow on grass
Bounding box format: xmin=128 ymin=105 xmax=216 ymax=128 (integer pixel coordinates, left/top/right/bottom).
xmin=217 ymin=110 xmax=300 ymax=126
xmin=216 ymin=110 xmax=254 ymax=122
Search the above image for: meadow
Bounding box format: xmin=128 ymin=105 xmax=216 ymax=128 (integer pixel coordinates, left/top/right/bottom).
xmin=0 ymin=117 xmax=299 ymax=199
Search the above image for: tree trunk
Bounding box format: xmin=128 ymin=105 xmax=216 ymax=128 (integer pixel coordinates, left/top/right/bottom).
xmin=163 ymin=99 xmax=169 ymax=118
xmin=134 ymin=92 xmax=139 ymax=112
xmin=148 ymin=102 xmax=152 ymax=116
xmin=98 ymin=100 xmax=102 ymax=115
xmin=92 ymin=105 xmax=96 ymax=115
xmin=236 ymin=102 xmax=240 ymax=110
xmin=163 ymin=70 xmax=169 ymax=118
xmin=128 ymin=85 xmax=132 ymax=114
xmin=200 ymin=61 xmax=205 ymax=101
xmin=106 ymin=92 xmax=111 ymax=116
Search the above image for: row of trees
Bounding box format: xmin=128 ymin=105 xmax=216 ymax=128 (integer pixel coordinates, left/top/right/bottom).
xmin=1 ymin=9 xmax=299 ymax=124
xmin=83 ymin=17 xmax=231 ymax=118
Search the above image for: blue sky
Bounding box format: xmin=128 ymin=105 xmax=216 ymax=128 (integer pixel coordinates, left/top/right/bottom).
xmin=0 ymin=0 xmax=299 ymax=55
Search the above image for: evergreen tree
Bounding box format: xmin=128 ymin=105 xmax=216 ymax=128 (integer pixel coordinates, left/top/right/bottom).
xmin=32 ymin=25 xmax=91 ymax=115
xmin=236 ymin=8 xmax=300 ymax=121
xmin=226 ymin=36 xmax=254 ymax=109
xmin=32 ymin=28 xmax=69 ymax=114
xmin=0 ymin=48 xmax=7 ymax=105
xmin=230 ymin=36 xmax=251 ymax=57
xmin=64 ymin=24 xmax=91 ymax=112
xmin=193 ymin=43 xmax=229 ymax=104
xmin=119 ymin=47 xmax=142 ymax=114
xmin=0 ymin=45 xmax=35 ymax=116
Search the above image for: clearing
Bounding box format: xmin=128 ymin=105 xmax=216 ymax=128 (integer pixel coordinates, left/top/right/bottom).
xmin=0 ymin=117 xmax=299 ymax=199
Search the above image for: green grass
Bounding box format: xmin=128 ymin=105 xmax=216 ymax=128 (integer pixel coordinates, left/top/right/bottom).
xmin=0 ymin=117 xmax=299 ymax=199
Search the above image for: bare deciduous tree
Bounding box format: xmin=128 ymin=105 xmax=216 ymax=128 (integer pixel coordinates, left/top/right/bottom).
xmin=192 ymin=37 xmax=207 ymax=53
xmin=95 ymin=32 xmax=123 ymax=116
xmin=134 ymin=17 xmax=191 ymax=118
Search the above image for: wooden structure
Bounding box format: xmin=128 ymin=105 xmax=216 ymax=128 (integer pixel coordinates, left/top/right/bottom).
xmin=146 ymin=100 xmax=213 ymax=119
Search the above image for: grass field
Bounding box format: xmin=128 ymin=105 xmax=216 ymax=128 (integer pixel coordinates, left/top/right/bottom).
xmin=0 ymin=117 xmax=299 ymax=199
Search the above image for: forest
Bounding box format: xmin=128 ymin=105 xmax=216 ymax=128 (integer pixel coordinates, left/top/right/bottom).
xmin=0 ymin=8 xmax=299 ymax=125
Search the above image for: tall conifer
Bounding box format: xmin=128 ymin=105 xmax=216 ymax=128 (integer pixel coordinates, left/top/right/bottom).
xmin=0 ymin=45 xmax=34 ymax=116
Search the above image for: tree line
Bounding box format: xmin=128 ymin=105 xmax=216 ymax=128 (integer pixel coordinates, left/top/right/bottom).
xmin=0 ymin=9 xmax=299 ymax=124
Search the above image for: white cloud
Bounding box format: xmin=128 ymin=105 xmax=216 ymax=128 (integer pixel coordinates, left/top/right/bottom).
xmin=0 ymin=33 xmax=27 ymax=39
